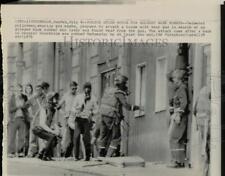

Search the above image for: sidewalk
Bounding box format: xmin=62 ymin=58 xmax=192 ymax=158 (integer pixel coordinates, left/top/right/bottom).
xmin=7 ymin=157 xmax=202 ymax=176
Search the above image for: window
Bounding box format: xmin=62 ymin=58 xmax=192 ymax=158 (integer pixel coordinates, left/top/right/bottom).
xmin=135 ymin=63 xmax=146 ymax=117
xmin=155 ymin=56 xmax=167 ymax=112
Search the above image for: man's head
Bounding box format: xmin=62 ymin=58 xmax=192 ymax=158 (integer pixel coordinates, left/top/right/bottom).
xmin=83 ymin=82 xmax=92 ymax=95
xmin=25 ymin=84 xmax=33 ymax=95
xmin=46 ymin=92 xmax=59 ymax=109
xmin=41 ymin=82 xmax=50 ymax=95
xmin=70 ymin=81 xmax=78 ymax=95
xmin=15 ymin=84 xmax=23 ymax=95
xmin=171 ymin=69 xmax=186 ymax=87
xmin=114 ymin=74 xmax=128 ymax=90
xmin=35 ymin=84 xmax=43 ymax=97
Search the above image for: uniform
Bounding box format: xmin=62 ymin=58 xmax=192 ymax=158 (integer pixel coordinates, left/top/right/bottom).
xmin=168 ymin=83 xmax=188 ymax=166
xmin=194 ymin=86 xmax=210 ymax=176
xmin=99 ymin=87 xmax=139 ymax=157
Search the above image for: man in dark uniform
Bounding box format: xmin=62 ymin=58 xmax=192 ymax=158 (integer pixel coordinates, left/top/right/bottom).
xmin=98 ymin=74 xmax=143 ymax=157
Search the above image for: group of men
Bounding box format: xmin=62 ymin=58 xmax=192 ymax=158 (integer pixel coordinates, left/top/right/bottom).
xmin=8 ymin=74 xmax=143 ymax=161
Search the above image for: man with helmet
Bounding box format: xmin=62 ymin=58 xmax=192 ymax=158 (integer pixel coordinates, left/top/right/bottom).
xmin=98 ymin=74 xmax=143 ymax=157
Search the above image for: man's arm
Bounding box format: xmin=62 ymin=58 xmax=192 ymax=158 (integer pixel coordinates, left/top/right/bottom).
xmin=115 ymin=92 xmax=140 ymax=111
xmin=9 ymin=95 xmax=18 ymax=113
xmin=39 ymin=108 xmax=57 ymax=135
xmin=56 ymin=95 xmax=65 ymax=110
xmin=91 ymin=96 xmax=99 ymax=115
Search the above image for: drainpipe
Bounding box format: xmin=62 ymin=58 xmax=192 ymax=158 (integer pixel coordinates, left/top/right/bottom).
xmin=118 ymin=44 xmax=130 ymax=156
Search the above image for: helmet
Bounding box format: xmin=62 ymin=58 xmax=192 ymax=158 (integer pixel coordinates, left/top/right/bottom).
xmin=114 ymin=74 xmax=128 ymax=86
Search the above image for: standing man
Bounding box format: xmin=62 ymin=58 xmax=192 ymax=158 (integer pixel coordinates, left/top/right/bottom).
xmin=25 ymin=84 xmax=47 ymax=157
xmin=57 ymin=81 xmax=78 ymax=157
xmin=72 ymin=82 xmax=98 ymax=161
xmin=98 ymin=74 xmax=143 ymax=157
xmin=8 ymin=84 xmax=28 ymax=157
xmin=194 ymin=86 xmax=211 ymax=176
xmin=167 ymin=69 xmax=188 ymax=168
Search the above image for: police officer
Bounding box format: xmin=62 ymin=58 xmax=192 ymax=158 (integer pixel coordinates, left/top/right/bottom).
xmin=98 ymin=74 xmax=143 ymax=157
xmin=193 ymin=86 xmax=210 ymax=176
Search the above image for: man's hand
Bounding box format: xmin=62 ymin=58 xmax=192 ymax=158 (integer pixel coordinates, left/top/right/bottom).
xmin=174 ymin=113 xmax=181 ymax=124
xmin=91 ymin=137 xmax=97 ymax=145
xmin=53 ymin=129 xmax=60 ymax=136
xmin=139 ymin=106 xmax=145 ymax=111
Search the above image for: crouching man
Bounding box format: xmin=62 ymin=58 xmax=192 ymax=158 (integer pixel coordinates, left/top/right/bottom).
xmin=32 ymin=92 xmax=60 ymax=161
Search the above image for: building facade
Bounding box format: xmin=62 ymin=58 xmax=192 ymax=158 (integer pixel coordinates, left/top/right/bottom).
xmin=6 ymin=42 xmax=211 ymax=164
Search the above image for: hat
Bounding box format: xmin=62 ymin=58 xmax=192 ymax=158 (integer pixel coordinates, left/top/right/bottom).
xmin=83 ymin=82 xmax=92 ymax=89
xmin=41 ymin=82 xmax=50 ymax=89
xmin=171 ymin=69 xmax=186 ymax=81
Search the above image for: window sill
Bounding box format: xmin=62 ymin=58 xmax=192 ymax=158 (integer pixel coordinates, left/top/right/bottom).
xmin=134 ymin=111 xmax=145 ymax=118
xmin=154 ymin=109 xmax=166 ymax=114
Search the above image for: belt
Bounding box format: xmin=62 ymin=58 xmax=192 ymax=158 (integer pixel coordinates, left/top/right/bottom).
xmin=100 ymin=104 xmax=118 ymax=112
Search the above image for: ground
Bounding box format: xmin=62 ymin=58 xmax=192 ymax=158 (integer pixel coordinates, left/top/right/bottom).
xmin=5 ymin=157 xmax=202 ymax=176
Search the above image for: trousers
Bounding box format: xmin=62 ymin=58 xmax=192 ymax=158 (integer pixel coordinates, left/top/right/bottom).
xmin=32 ymin=126 xmax=57 ymax=157
xmin=74 ymin=117 xmax=91 ymax=159
xmin=168 ymin=115 xmax=187 ymax=163
xmin=99 ymin=115 xmax=121 ymax=151
xmin=27 ymin=122 xmax=38 ymax=156
xmin=8 ymin=117 xmax=27 ymax=154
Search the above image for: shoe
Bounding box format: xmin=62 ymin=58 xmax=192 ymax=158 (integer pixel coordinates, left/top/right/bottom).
xmin=85 ymin=157 xmax=90 ymax=161
xmin=177 ymin=162 xmax=185 ymax=168
xmin=41 ymin=156 xmax=49 ymax=161
xmin=8 ymin=153 xmax=15 ymax=158
xmin=74 ymin=157 xmax=80 ymax=161
xmin=18 ymin=153 xmax=25 ymax=157
xmin=37 ymin=153 xmax=43 ymax=160
xmin=167 ymin=163 xmax=180 ymax=168
xmin=46 ymin=157 xmax=55 ymax=161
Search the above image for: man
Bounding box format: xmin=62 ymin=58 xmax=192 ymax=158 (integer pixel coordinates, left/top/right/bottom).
xmin=7 ymin=86 xmax=15 ymax=156
xmin=57 ymin=81 xmax=78 ymax=157
xmin=41 ymin=82 xmax=50 ymax=95
xmin=71 ymin=82 xmax=98 ymax=161
xmin=98 ymin=74 xmax=143 ymax=157
xmin=25 ymin=84 xmax=47 ymax=157
xmin=167 ymin=69 xmax=188 ymax=168
xmin=8 ymin=84 xmax=28 ymax=157
xmin=32 ymin=92 xmax=60 ymax=161
xmin=193 ymin=86 xmax=210 ymax=176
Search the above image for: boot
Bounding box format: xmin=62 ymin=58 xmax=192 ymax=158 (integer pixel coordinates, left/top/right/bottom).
xmin=106 ymin=147 xmax=116 ymax=157
xmin=99 ymin=148 xmax=106 ymax=157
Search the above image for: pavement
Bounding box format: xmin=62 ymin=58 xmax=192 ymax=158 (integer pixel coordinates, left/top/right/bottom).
xmin=6 ymin=157 xmax=203 ymax=176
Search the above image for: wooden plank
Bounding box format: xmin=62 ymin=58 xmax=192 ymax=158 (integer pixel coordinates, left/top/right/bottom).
xmin=97 ymin=156 xmax=145 ymax=168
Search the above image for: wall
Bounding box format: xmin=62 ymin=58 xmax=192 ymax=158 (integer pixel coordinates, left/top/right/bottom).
xmin=128 ymin=44 xmax=178 ymax=162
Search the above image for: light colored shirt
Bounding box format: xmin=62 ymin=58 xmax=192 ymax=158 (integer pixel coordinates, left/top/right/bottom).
xmin=14 ymin=94 xmax=27 ymax=117
xmin=72 ymin=93 xmax=98 ymax=119
xmin=58 ymin=92 xmax=77 ymax=117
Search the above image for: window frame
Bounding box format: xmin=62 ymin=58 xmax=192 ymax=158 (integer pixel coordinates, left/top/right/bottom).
xmin=134 ymin=62 xmax=147 ymax=118
xmin=155 ymin=56 xmax=168 ymax=113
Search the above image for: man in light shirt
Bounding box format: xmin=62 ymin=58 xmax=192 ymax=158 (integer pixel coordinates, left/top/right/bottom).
xmin=57 ymin=81 xmax=78 ymax=157
xmin=72 ymin=82 xmax=98 ymax=161
xmin=8 ymin=84 xmax=28 ymax=157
